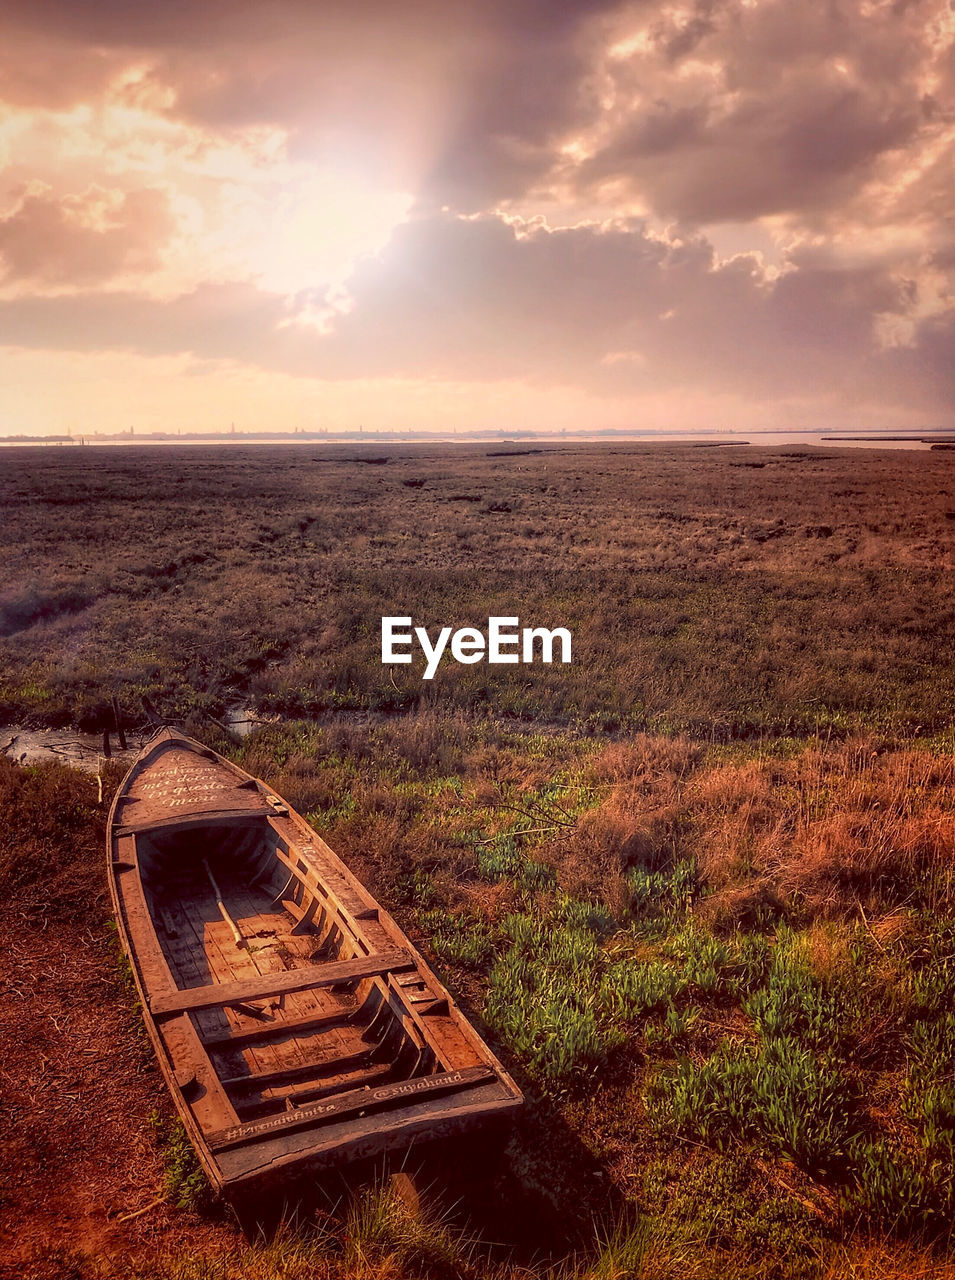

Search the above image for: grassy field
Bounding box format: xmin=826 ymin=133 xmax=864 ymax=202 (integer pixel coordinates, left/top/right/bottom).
xmin=2 ymin=442 xmax=955 ymax=1279
xmin=2 ymin=442 xmax=955 ymax=737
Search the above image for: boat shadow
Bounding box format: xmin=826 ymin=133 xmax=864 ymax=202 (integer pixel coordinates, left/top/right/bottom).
xmin=230 ymin=1087 xmax=628 ymax=1265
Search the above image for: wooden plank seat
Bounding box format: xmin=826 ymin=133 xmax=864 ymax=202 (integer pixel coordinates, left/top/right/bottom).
xmin=231 ymin=1062 xmax=398 ymax=1113
xmin=208 ymin=1066 xmax=496 ymax=1152
xmin=219 ymin=1046 xmax=378 ymax=1092
xmin=149 ymin=948 xmax=415 ymax=1017
xmin=199 ymin=1003 xmax=373 ymax=1052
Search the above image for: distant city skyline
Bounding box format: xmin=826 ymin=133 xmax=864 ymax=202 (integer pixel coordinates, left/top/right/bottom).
xmin=1 ymin=1 xmax=952 ymax=436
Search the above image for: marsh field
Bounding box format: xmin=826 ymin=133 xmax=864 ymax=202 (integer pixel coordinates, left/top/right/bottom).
xmin=2 ymin=440 xmax=955 ymax=1279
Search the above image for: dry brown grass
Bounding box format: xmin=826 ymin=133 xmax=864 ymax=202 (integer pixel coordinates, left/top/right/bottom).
xmin=556 ymin=738 xmax=955 ymax=921
xmin=585 ymin=737 xmax=703 ymax=788
xmin=819 ymin=1241 xmax=955 ymax=1279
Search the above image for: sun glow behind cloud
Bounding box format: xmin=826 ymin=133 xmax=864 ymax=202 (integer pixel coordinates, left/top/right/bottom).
xmin=0 ymin=0 xmax=951 ymax=434
xmin=235 ymin=172 xmax=414 ymax=296
xmin=0 ymin=85 xmax=413 ymax=305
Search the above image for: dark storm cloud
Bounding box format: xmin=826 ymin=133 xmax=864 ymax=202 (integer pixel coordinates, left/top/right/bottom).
xmin=0 ymin=0 xmax=607 ymax=45
xmin=310 ymin=217 xmax=946 ymax=411
xmin=0 ymin=212 xmax=948 ymax=415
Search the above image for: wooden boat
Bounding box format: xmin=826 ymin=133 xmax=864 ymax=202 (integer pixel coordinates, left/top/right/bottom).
xmin=107 ymin=729 xmax=522 ymax=1196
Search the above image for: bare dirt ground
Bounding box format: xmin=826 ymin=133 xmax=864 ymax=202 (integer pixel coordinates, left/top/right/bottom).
xmin=0 ymin=927 xmax=231 ymax=1276
xmin=0 ymin=763 xmax=235 ymax=1278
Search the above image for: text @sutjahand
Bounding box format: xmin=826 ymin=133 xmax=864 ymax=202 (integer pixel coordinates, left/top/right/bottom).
xmin=382 ymin=616 xmax=572 ymax=680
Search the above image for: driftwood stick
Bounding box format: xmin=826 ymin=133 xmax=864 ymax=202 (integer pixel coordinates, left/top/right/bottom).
xmin=855 ymin=897 xmax=887 ymax=954
xmin=203 ymin=858 xmax=246 ymax=948
xmin=117 ymin=1195 xmax=165 ymax=1223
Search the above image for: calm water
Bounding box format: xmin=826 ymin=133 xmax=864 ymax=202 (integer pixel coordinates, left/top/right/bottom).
xmin=1 ymin=707 xmax=269 ymax=771
xmin=1 ymin=727 xmax=140 ymax=771
xmin=549 ymin=430 xmax=953 ymax=451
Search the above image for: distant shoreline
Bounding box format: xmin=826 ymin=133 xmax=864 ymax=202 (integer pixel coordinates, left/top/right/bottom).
xmin=2 ymin=427 xmax=954 ymax=451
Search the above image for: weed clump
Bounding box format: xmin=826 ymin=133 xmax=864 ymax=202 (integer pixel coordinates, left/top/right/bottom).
xmin=149 ymin=1113 xmax=216 ymax=1213
xmin=418 ymin=908 xmax=495 ymax=969
xmin=485 ymin=905 xmax=617 ymax=1084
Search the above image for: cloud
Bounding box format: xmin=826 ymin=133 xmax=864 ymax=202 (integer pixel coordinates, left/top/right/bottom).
xmin=1 ymin=0 xmax=950 ymax=230
xmin=0 ymin=186 xmax=175 ymax=287
xmin=308 ymin=215 xmax=949 ymax=412
xmin=0 ymin=1 xmax=617 ymax=202
xmin=577 ymin=74 xmax=919 ymax=224
xmin=0 ymin=211 xmax=949 ymax=419
xmin=871 ymin=308 xmax=955 ymax=409
xmin=569 ymin=0 xmax=953 ymax=229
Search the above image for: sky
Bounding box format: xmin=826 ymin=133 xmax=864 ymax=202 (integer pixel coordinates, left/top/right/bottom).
xmin=0 ymin=0 xmax=952 ymax=437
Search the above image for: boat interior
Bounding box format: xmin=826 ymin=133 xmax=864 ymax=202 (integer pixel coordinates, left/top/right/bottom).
xmin=136 ymin=814 xmax=444 ymax=1127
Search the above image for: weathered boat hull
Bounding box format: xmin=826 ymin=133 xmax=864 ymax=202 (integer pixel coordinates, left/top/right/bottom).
xmin=107 ymin=729 xmax=521 ymax=1195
